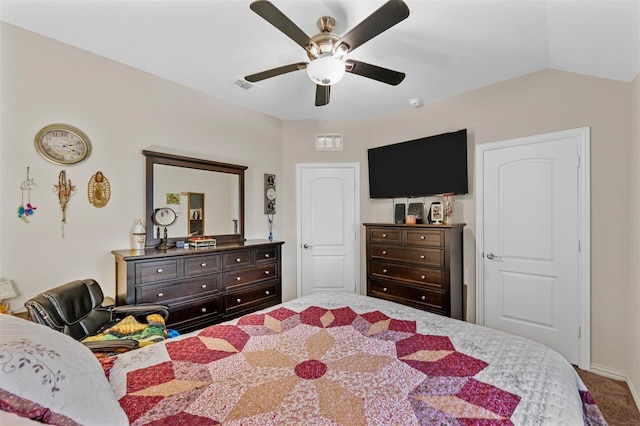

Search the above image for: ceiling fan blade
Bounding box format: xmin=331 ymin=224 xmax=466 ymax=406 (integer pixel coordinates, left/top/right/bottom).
xmin=250 ymin=0 xmax=316 ymax=51
xmin=315 ymin=85 xmax=330 ymax=106
xmin=336 ymin=0 xmax=409 ymax=54
xmin=346 ymin=60 xmax=405 ymax=85
xmin=245 ymin=62 xmax=307 ymax=82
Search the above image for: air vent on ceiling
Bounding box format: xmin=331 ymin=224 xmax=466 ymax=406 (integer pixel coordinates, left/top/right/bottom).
xmin=231 ymin=78 xmax=262 ymax=94
xmin=315 ymin=133 xmax=343 ymax=151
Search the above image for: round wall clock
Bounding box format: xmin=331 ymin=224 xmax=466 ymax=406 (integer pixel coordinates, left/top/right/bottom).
xmin=34 ymin=123 xmax=92 ymax=165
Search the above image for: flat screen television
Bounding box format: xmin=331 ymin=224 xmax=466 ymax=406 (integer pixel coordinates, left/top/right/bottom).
xmin=367 ymin=129 xmax=468 ymax=199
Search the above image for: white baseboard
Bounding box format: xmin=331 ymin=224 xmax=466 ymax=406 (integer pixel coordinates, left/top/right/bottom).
xmin=590 ymin=363 xmax=627 ymax=381
xmin=590 ymin=363 xmax=640 ymax=412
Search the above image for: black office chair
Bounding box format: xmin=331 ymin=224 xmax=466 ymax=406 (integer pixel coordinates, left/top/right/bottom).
xmin=25 ymin=278 xmax=169 ymax=353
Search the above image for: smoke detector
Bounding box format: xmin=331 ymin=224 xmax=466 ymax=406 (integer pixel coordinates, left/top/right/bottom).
xmin=408 ymin=98 xmax=424 ymax=108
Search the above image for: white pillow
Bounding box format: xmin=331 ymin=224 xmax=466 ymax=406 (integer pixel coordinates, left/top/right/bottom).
xmin=0 ymin=314 xmax=128 ymax=425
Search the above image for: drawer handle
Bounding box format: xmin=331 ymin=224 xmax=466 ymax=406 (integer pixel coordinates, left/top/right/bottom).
xmin=200 ymin=262 xmax=207 ymax=267
xmin=236 ymin=298 xmax=242 ymax=303
xmin=157 ymin=292 xmax=164 ymax=297
xmin=156 ymin=268 xmax=163 ymax=273
xmin=382 ymin=269 xmax=388 ymax=274
xmin=382 ymin=287 xmax=388 ymax=292
xmin=421 ymin=295 xmax=426 ymax=301
xmin=236 ymin=277 xmax=241 ymax=281
xmin=420 ymin=255 xmax=425 ymax=259
xmin=236 ymin=258 xmax=241 ymax=263
xmin=265 ymin=254 xmax=270 ymax=258
xmin=421 ymin=275 xmax=426 ymax=280
xmin=265 ymin=290 xmax=270 ymax=295
xmin=201 ymin=308 xmax=207 ymax=313
xmin=382 ymin=233 xmax=387 ymax=238
xmin=264 ymin=270 xmax=270 ymax=275
xmin=382 ymin=250 xmax=387 ymax=255
xmin=201 ymin=284 xmax=207 ymax=289
xmin=420 ymin=235 xmax=425 ymax=240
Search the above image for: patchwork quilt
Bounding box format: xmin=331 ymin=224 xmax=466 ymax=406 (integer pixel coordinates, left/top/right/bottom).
xmin=108 ymin=292 xmax=606 ymax=425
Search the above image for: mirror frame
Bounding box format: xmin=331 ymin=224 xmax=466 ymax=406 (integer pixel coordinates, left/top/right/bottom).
xmin=143 ymin=150 xmax=247 ymax=247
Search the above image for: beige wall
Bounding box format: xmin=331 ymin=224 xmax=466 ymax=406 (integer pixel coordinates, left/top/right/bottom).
xmin=2 ymin=22 xmax=638 ymax=397
xmin=282 ymin=69 xmax=635 ymax=379
xmin=0 ymin=23 xmax=285 ymax=308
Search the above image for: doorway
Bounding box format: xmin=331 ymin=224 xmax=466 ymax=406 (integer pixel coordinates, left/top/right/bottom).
xmin=476 ymin=127 xmax=590 ymax=368
xmin=296 ymin=163 xmax=360 ymax=297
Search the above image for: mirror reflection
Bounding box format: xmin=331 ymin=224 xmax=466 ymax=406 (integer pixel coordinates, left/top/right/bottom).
xmin=153 ymin=165 xmax=240 ymax=238
xmin=188 ymin=192 xmax=204 ymax=236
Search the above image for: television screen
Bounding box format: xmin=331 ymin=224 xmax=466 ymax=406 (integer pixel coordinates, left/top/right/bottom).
xmin=367 ymin=129 xmax=468 ymax=198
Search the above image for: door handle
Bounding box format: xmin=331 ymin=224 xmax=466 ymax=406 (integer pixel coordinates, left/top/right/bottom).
xmin=303 ymin=244 xmax=313 ymax=249
xmin=486 ymin=252 xmax=502 ymax=260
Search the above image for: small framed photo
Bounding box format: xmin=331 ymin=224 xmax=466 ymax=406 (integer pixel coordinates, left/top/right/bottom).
xmin=430 ymin=202 xmax=443 ymax=224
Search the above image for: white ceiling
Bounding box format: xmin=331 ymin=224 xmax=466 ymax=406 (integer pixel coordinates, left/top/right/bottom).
xmin=1 ymin=0 xmax=638 ymax=121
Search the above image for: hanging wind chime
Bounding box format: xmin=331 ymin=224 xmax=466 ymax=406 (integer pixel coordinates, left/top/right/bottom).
xmin=17 ymin=167 xmax=37 ymax=223
xmin=53 ymin=170 xmax=76 ymax=237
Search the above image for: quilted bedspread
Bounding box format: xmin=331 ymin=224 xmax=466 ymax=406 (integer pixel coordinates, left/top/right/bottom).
xmin=108 ymin=292 xmax=606 ymax=425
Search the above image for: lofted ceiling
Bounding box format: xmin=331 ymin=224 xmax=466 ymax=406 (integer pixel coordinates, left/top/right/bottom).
xmin=1 ymin=0 xmax=638 ymax=121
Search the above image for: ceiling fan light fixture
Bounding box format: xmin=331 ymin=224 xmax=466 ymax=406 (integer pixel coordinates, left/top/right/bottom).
xmin=306 ymin=55 xmax=345 ymax=86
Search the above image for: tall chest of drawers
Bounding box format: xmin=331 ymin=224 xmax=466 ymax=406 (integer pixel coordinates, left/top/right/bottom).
xmin=112 ymin=240 xmax=284 ymax=333
xmin=364 ymin=223 xmax=464 ymax=319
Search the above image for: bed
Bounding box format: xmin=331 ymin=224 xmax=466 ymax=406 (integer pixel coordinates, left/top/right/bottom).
xmin=1 ymin=292 xmax=606 ymax=425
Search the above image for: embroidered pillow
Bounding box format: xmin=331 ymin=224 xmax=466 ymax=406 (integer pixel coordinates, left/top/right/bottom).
xmin=0 ymin=314 xmax=128 ymax=425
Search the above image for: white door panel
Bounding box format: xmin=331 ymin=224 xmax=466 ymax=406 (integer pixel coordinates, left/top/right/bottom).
xmin=477 ymin=127 xmax=590 ymax=367
xmin=297 ymin=164 xmax=359 ymax=296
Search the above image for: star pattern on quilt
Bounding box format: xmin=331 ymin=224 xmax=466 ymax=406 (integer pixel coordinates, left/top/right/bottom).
xmin=119 ymin=306 xmax=521 ymax=425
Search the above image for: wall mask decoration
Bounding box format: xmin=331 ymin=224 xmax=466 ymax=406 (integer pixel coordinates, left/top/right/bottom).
xmin=88 ymin=171 xmax=111 ymax=208
xmin=53 ymin=170 xmax=76 ymax=237
xmin=17 ymin=167 xmax=37 ymax=223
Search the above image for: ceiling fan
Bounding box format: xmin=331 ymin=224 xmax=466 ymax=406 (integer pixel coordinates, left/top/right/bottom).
xmin=244 ymin=0 xmax=410 ymax=106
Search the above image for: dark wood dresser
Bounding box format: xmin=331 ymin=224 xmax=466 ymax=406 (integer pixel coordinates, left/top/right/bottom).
xmin=112 ymin=239 xmax=284 ymax=333
xmin=364 ymin=223 xmax=464 ymax=320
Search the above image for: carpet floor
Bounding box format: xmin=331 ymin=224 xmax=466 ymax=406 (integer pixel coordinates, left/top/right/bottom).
xmin=576 ymin=367 xmax=640 ymax=425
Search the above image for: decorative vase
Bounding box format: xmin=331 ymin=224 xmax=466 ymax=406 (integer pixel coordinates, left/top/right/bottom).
xmin=443 ymin=193 xmax=454 ymax=225
xmin=132 ymin=219 xmax=146 ymax=249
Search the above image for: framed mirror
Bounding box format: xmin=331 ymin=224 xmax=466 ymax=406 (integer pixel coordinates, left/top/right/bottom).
xmin=143 ymin=150 xmax=246 ymax=247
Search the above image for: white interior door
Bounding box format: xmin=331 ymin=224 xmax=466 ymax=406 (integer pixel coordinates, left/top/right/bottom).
xmin=297 ymin=163 xmax=359 ymax=296
xmin=476 ymin=127 xmax=590 ymax=368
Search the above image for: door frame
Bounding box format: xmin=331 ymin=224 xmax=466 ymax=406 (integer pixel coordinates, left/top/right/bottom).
xmin=475 ymin=127 xmax=591 ymax=369
xmin=295 ymin=162 xmax=361 ymax=298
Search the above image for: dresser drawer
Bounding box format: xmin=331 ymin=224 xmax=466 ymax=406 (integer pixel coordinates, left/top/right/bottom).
xmin=138 ymin=276 xmax=220 ymax=303
xmin=185 ymin=254 xmax=220 ymax=277
xmin=223 ymin=264 xmax=277 ymax=290
xmin=167 ymin=296 xmax=221 ymax=327
xmin=222 ymin=250 xmax=253 ymax=270
xmin=370 ymin=245 xmax=444 ymax=268
xmin=224 ymin=283 xmax=278 ymax=315
xmin=136 ymin=260 xmax=179 ymax=284
xmin=256 ymin=246 xmax=278 ymax=264
xmin=369 ymin=228 xmax=402 ymax=244
xmin=405 ymin=229 xmax=444 ymax=247
xmin=370 ymin=261 xmax=444 ymax=288
xmin=369 ymin=279 xmax=445 ymax=313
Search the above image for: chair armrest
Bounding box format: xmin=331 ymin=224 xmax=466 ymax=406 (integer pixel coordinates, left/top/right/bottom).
xmin=83 ymin=339 xmax=139 ymax=352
